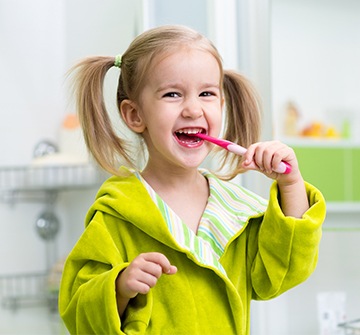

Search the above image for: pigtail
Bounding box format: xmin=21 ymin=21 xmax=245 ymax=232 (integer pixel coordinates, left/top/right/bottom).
xmin=219 ymin=70 xmax=262 ymax=180
xmin=68 ymin=56 xmax=133 ymax=175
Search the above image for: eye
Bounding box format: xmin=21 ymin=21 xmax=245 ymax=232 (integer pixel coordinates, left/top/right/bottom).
xmin=163 ymin=92 xmax=181 ymax=98
xmin=200 ymin=91 xmax=215 ymax=97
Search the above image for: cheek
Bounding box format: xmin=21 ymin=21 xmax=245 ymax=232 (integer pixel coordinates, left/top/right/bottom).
xmin=143 ymin=118 xmax=173 ymax=144
xmin=208 ymin=106 xmax=223 ymax=133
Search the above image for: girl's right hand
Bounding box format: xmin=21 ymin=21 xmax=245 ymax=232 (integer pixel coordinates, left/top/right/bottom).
xmin=116 ymin=252 xmax=177 ymax=300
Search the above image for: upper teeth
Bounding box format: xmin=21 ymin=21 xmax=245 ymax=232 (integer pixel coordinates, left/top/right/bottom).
xmin=176 ymin=128 xmax=202 ymax=134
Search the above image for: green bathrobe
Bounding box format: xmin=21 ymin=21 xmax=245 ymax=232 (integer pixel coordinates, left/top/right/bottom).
xmin=59 ymin=167 xmax=326 ymax=335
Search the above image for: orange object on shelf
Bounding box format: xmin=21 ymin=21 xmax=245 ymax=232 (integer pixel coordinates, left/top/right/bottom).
xmin=300 ymin=122 xmax=341 ymax=139
xmin=301 ymin=122 xmax=324 ymax=138
xmin=62 ymin=114 xmax=80 ymax=129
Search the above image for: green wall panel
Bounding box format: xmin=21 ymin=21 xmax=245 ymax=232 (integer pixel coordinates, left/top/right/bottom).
xmin=352 ymin=149 xmax=360 ymax=201
xmin=293 ymin=147 xmax=346 ymax=202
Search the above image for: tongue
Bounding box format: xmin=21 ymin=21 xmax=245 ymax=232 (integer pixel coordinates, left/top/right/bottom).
xmin=176 ymin=133 xmax=199 ymax=143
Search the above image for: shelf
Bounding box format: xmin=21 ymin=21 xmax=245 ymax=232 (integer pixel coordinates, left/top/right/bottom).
xmin=326 ymin=202 xmax=360 ymax=213
xmin=0 ymin=164 xmax=108 ymax=203
xmin=0 ymin=272 xmax=57 ymax=312
xmin=323 ymin=202 xmax=360 ymax=231
xmin=279 ymin=136 xmax=360 ymax=148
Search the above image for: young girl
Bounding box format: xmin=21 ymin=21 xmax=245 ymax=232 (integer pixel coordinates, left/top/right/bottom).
xmin=59 ymin=25 xmax=325 ymax=335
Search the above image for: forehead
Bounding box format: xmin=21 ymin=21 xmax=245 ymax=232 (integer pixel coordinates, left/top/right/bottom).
xmin=148 ymin=47 xmax=221 ymax=82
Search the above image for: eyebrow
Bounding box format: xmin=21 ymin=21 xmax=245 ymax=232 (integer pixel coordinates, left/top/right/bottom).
xmin=156 ymin=82 xmax=220 ymax=93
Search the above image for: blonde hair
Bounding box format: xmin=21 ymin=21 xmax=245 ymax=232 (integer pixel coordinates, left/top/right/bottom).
xmin=68 ymin=25 xmax=261 ymax=180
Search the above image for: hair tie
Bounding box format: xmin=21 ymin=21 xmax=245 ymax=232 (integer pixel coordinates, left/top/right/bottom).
xmin=114 ymin=54 xmax=122 ymax=68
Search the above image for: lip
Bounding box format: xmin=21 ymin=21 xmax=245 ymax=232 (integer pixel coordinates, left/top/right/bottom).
xmin=173 ymin=127 xmax=206 ymax=148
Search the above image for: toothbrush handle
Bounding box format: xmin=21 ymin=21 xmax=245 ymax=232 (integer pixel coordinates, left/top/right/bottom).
xmin=228 ymin=144 xmax=292 ymax=174
xmin=274 ymin=161 xmax=292 ymax=174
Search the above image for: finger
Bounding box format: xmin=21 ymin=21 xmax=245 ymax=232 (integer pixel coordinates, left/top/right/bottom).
xmin=242 ymin=144 xmax=261 ymax=171
xmin=246 ymin=143 xmax=266 ymax=171
xmin=242 ymin=143 xmax=256 ymax=166
xmin=254 ymin=146 xmax=266 ymax=171
xmin=134 ymin=265 xmax=176 ymax=295
xmin=242 ymin=143 xmax=276 ymax=175
xmin=137 ymin=271 xmax=160 ymax=289
xmin=140 ymin=260 xmax=164 ymax=279
xmin=263 ymin=143 xmax=292 ymax=173
xmin=122 ymin=264 xmax=161 ymax=295
xmin=263 ymin=146 xmax=277 ymax=174
xmin=142 ymin=252 xmax=177 ymax=275
xmin=241 ymin=159 xmax=258 ymax=171
xmin=249 ymin=141 xmax=281 ymax=174
xmin=128 ymin=276 xmax=153 ymax=295
xmin=271 ymin=149 xmax=286 ymax=172
xmin=166 ymin=265 xmax=178 ymax=275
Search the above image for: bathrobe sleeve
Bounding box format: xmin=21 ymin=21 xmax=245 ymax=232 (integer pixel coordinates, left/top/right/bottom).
xmin=250 ymin=181 xmax=326 ymax=300
xmin=59 ymin=214 xmax=127 ymax=335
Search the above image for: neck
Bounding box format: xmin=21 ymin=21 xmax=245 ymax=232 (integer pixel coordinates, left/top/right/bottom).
xmin=141 ymin=163 xmax=209 ymax=233
xmin=141 ymin=164 xmax=204 ymax=193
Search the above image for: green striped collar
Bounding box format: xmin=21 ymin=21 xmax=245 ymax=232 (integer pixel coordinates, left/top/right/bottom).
xmin=133 ymin=169 xmax=267 ymax=274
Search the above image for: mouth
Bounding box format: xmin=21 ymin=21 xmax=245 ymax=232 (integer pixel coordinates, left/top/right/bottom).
xmin=174 ymin=128 xmax=205 ymax=146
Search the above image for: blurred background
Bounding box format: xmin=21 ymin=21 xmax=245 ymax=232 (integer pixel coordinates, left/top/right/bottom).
xmin=0 ymin=0 xmax=359 ymax=334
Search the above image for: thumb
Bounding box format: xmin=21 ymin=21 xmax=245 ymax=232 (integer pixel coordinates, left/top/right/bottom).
xmin=242 ymin=159 xmax=259 ymax=171
xmin=164 ymin=265 xmax=177 ymax=275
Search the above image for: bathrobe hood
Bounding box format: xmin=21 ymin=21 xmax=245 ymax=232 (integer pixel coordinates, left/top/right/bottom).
xmin=84 ymin=168 xmax=183 ymax=250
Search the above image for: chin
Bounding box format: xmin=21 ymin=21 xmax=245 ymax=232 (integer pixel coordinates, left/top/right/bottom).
xmin=182 ymin=159 xmax=206 ymax=169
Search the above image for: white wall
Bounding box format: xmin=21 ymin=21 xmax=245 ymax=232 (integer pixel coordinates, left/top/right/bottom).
xmin=252 ymin=221 xmax=360 ymax=335
xmin=0 ymin=0 xmax=66 ymax=275
xmin=249 ymin=1 xmax=360 ymax=334
xmin=0 ymin=0 xmax=66 ymax=166
xmin=0 ymin=0 xmax=143 ymax=275
xmin=271 ymin=0 xmax=360 ymax=138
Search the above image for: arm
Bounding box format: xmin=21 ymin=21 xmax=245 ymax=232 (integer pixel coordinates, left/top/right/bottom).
xmin=59 ymin=219 xmax=127 ymax=335
xmin=250 ymin=181 xmax=326 ymax=299
xmin=242 ymin=141 xmax=326 ymax=297
xmin=278 ymin=173 xmax=309 ymax=218
xmin=59 ymin=216 xmax=177 ymax=334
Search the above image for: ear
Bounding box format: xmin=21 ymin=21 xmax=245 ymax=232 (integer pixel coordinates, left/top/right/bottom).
xmin=120 ymin=99 xmax=146 ymax=133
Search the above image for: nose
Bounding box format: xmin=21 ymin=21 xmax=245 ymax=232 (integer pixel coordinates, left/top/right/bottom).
xmin=181 ymin=97 xmax=204 ymax=119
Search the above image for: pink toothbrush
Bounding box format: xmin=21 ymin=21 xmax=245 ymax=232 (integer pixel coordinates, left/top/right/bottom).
xmin=191 ymin=133 xmax=291 ymax=174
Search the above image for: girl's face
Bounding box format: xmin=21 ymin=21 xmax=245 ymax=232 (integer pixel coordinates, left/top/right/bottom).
xmin=135 ymin=48 xmax=223 ymax=171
